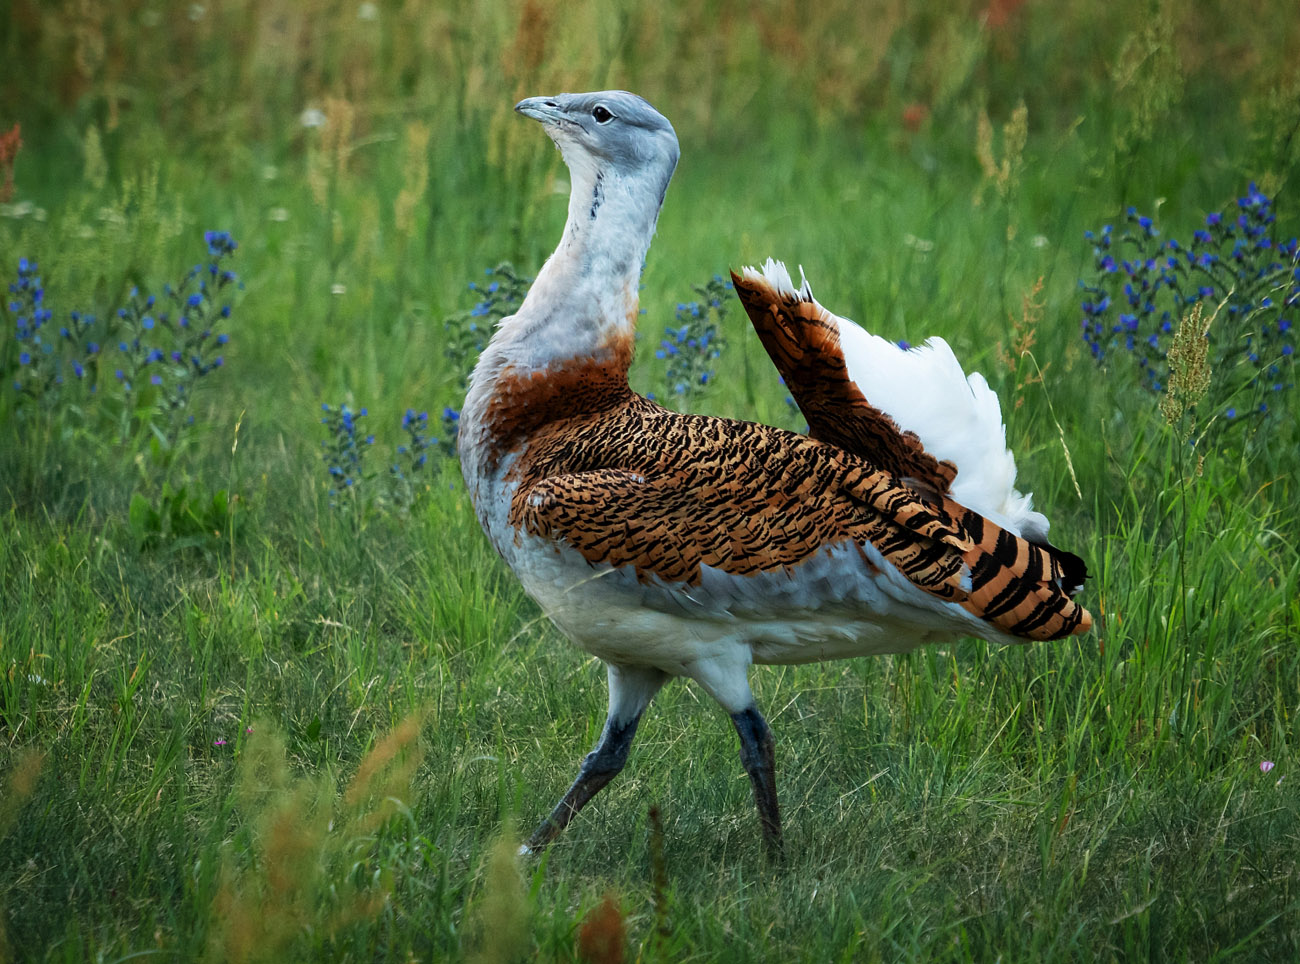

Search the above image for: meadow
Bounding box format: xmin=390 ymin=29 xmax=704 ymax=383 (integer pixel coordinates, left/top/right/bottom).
xmin=1 ymin=0 xmax=1299 ymax=960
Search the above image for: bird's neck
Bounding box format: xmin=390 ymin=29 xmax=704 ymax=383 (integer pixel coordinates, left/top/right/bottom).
xmin=490 ymin=159 xmax=666 ymax=373
xmin=460 ymin=160 xmax=667 ymax=471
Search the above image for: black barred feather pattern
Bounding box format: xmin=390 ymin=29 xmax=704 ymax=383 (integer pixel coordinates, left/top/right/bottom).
xmin=951 ymin=503 xmax=1090 ymax=639
xmin=731 ymin=269 xmax=960 ymax=496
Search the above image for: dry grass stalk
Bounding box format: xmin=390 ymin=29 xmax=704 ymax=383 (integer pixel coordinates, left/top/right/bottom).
xmin=0 ymin=748 xmax=44 ymax=841
xmin=307 ymin=96 xmax=356 ymax=208
xmin=394 ymin=121 xmax=432 ymax=238
xmin=468 ymin=828 xmax=530 ymax=964
xmin=998 ymin=276 xmax=1048 ymax=409
xmin=974 ymin=100 xmax=1028 ymax=224
xmin=1111 ymin=0 xmax=1183 ymax=155
xmin=0 ymin=750 xmax=45 ymax=964
xmin=81 ymin=123 xmax=106 ymax=191
xmin=0 ymin=125 xmax=21 ymax=203
xmin=1160 ymin=301 xmax=1212 ymax=437
xmin=648 ymin=804 xmax=670 ymax=942
xmin=206 ymin=712 xmax=426 ymax=964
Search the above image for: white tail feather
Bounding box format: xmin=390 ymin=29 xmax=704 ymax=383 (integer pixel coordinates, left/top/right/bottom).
xmin=741 ymin=258 xmax=812 ymax=301
xmin=747 ymin=259 xmax=1049 ymax=541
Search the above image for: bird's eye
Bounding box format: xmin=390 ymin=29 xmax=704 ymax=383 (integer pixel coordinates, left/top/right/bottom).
xmin=591 ymin=105 xmax=614 ymax=124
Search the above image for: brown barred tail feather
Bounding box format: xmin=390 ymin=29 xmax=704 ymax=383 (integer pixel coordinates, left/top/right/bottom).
xmin=948 ymin=498 xmax=1092 ymax=640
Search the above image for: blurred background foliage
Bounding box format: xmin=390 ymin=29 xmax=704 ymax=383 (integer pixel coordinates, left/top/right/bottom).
xmin=3 ymin=0 xmax=1298 ymax=186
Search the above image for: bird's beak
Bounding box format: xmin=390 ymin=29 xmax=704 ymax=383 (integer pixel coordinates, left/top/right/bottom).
xmin=515 ymin=96 xmax=564 ymax=124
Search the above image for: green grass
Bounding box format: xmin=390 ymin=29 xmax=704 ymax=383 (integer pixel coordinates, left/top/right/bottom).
xmin=2 ymin=1 xmax=1300 ymax=961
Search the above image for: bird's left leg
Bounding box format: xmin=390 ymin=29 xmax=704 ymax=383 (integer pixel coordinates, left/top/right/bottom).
xmin=523 ymin=662 xmax=667 ymax=854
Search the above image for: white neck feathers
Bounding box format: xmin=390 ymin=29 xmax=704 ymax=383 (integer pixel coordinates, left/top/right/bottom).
xmin=471 ymin=157 xmax=668 ymax=382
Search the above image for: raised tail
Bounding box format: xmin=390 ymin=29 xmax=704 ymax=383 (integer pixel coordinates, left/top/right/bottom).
xmin=732 ymin=258 xmax=1048 ymax=542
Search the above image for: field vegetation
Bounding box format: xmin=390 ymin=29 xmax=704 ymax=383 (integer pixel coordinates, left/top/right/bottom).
xmin=1 ymin=0 xmax=1298 ymax=960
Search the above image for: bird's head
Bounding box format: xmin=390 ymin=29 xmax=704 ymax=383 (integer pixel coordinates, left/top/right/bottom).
xmin=516 ymin=91 xmax=679 ymax=202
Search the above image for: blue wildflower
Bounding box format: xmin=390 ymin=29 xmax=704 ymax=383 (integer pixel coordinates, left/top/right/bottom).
xmin=1081 ymin=184 xmax=1298 ymax=433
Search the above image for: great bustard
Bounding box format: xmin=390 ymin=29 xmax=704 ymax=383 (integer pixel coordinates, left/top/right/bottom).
xmin=459 ymin=91 xmax=1091 ymax=858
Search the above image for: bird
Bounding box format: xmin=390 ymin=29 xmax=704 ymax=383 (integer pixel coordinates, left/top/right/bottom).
xmin=458 ymin=90 xmax=1091 ymax=859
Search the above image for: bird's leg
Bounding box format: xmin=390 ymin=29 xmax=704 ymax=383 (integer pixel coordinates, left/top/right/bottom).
xmin=524 ymin=714 xmax=642 ymax=852
xmin=731 ymin=704 xmax=783 ymax=860
xmin=686 ymin=652 xmax=784 ymax=859
xmin=523 ymin=663 xmax=666 ymax=854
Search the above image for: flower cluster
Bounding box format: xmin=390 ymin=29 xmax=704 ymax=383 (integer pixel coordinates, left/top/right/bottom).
xmin=7 ymin=258 xmax=99 ymax=403
xmin=4 ymin=231 xmax=238 ymax=446
xmin=322 ymin=404 xmax=461 ymax=514
xmin=439 ymin=406 xmax=460 ymax=457
xmin=320 ymin=403 xmax=374 ymax=506
xmin=389 ymin=408 xmax=435 ymax=510
xmin=108 ymin=232 xmax=237 ymax=445
xmin=444 ymin=263 xmax=531 ymax=391
xmin=1080 ymin=183 xmax=1297 ymax=426
xmin=652 ymin=275 xmax=731 ymax=407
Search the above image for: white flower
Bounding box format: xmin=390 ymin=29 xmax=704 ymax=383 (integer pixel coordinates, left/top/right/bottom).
xmin=0 ymin=200 xmax=33 ymax=219
xmin=300 ymin=107 xmax=327 ymax=129
xmin=358 ymin=2 xmax=379 ymax=21
xmin=330 ymin=283 xmax=347 ymax=295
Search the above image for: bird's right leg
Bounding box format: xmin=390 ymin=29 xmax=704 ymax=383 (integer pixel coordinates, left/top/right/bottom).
xmin=523 ymin=662 xmax=667 ymax=853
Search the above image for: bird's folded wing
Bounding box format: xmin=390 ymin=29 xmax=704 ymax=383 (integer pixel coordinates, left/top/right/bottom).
xmin=509 ymin=451 xmax=974 ymax=604
xmin=511 ymin=442 xmax=1090 ymax=640
xmin=731 ymin=268 xmax=957 ymax=500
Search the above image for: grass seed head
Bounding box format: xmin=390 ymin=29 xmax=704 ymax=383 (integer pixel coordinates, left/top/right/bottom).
xmin=577 ymin=893 xmax=626 ymax=964
xmin=394 ymin=120 xmax=432 ymax=238
xmin=1160 ymin=301 xmax=1211 ymax=436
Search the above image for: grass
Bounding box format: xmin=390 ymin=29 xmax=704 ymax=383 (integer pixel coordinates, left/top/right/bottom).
xmin=2 ymin=1 xmax=1300 ymax=960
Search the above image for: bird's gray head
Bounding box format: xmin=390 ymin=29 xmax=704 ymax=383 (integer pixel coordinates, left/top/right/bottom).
xmin=516 ymin=91 xmax=679 ymax=202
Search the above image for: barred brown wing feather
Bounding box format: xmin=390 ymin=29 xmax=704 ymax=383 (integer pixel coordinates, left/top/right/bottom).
xmin=508 ymin=399 xmax=1090 ymax=639
xmin=509 ymin=408 xmax=974 ymax=602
